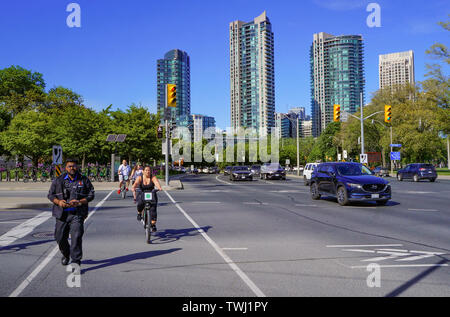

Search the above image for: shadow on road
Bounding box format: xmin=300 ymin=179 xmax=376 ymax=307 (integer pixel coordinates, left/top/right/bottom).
xmin=385 ymin=258 xmax=449 ymax=297
xmin=151 ymin=226 xmax=212 ymax=245
xmin=81 ymin=248 xmax=182 ymax=274
xmin=0 ymin=239 xmax=54 ymax=253
xmin=320 ymin=196 xmax=401 ymax=207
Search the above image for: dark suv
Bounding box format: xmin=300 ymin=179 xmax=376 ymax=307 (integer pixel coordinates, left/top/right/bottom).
xmin=396 ymin=163 xmax=437 ymax=182
xmin=310 ymin=162 xmax=391 ymax=206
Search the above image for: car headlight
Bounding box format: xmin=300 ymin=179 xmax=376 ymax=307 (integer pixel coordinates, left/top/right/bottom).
xmin=347 ymin=183 xmax=362 ymax=189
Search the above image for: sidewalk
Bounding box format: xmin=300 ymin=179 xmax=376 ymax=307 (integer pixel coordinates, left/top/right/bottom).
xmin=0 ymin=176 xmax=184 ymax=210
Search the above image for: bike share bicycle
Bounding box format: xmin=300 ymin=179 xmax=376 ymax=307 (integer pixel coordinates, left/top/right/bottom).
xmin=140 ymin=189 xmax=158 ymax=244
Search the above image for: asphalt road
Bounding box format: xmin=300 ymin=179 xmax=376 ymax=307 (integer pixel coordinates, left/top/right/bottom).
xmin=0 ymin=174 xmax=449 ymax=297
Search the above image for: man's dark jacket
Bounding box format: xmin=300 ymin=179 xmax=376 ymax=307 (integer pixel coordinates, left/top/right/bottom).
xmin=48 ymin=172 xmax=95 ymax=219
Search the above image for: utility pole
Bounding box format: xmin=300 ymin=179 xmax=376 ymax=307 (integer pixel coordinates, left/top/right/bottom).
xmin=296 ymin=116 xmax=300 ymax=176
xmin=360 ymin=93 xmax=365 ymax=155
xmin=390 ymin=126 xmax=394 ymax=176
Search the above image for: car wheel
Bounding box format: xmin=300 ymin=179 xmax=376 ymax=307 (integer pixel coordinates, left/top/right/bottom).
xmin=376 ymin=200 xmax=388 ymax=206
xmin=430 ymin=178 xmax=436 ymax=182
xmin=310 ymin=182 xmax=321 ymax=200
xmin=397 ymin=173 xmax=403 ymax=181
xmin=336 ymin=186 xmax=349 ymax=206
xmin=413 ymin=174 xmax=419 ymax=182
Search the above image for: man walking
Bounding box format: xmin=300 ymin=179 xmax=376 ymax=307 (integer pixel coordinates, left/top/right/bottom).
xmin=48 ymin=158 xmax=95 ymax=266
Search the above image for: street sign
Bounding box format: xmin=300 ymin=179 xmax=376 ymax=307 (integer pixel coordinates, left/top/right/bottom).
xmin=390 ymin=152 xmax=401 ymax=160
xmin=343 ymin=150 xmax=348 ymax=159
xmin=360 ymin=154 xmax=368 ymax=164
xmin=286 ymin=159 xmax=290 ymax=165
xmin=52 ymin=145 xmax=63 ymax=165
xmin=390 ymin=144 xmax=402 ymax=148
xmin=338 ymin=154 xmax=342 ymax=161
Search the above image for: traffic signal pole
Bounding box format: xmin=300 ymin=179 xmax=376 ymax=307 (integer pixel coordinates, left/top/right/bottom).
xmin=165 ymin=85 xmax=169 ymax=187
xmin=360 ymin=93 xmax=365 ymax=156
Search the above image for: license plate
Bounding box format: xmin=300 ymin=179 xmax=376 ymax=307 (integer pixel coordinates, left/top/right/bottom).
xmin=144 ymin=193 xmax=153 ymax=201
xmin=371 ymin=194 xmax=379 ymax=199
xmin=242 ymin=176 xmax=246 ymax=178
xmin=275 ymin=174 xmax=279 ymax=176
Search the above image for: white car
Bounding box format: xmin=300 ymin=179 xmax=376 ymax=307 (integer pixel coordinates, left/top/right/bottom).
xmin=303 ymin=163 xmax=319 ymax=186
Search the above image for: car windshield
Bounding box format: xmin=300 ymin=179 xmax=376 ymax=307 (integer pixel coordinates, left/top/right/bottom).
xmin=337 ymin=164 xmax=373 ymax=176
xmin=251 ymin=166 xmax=260 ymax=170
xmin=233 ymin=166 xmax=249 ymax=171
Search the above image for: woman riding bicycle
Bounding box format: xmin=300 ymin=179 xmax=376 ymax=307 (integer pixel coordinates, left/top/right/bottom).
xmin=131 ymin=166 xmax=162 ymax=232
xmin=131 ymin=163 xmax=144 ymax=201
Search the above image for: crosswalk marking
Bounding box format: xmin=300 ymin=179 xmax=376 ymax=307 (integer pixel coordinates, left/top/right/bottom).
xmin=0 ymin=212 xmax=52 ymax=247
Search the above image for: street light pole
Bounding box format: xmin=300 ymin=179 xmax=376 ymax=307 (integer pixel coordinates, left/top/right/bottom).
xmin=296 ymin=116 xmax=300 ymax=176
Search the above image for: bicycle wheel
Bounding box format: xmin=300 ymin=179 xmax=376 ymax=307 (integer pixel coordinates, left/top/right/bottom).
xmin=145 ymin=208 xmax=151 ymax=244
xmin=121 ymin=185 xmax=126 ymax=199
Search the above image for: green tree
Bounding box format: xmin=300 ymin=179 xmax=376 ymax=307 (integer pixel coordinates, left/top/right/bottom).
xmin=0 ymin=66 xmax=46 ymax=116
xmin=0 ymin=110 xmax=55 ymax=166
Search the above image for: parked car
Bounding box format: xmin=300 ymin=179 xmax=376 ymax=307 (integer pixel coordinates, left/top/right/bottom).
xmin=373 ymin=166 xmax=389 ymax=177
xmin=260 ymin=163 xmax=286 ymax=180
xmin=250 ymin=165 xmax=261 ymax=177
xmin=396 ymin=163 xmax=437 ymax=182
xmin=303 ymin=163 xmax=319 ymax=186
xmin=208 ymin=166 xmax=219 ymax=174
xmin=310 ymin=162 xmax=391 ymax=206
xmin=230 ymin=166 xmax=253 ymax=181
xmin=224 ymin=166 xmax=232 ymax=175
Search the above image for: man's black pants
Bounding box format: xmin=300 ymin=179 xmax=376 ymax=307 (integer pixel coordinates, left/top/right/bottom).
xmin=54 ymin=213 xmax=85 ymax=262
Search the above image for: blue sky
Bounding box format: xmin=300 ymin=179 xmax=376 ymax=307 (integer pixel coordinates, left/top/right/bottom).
xmin=0 ymin=0 xmax=448 ymax=129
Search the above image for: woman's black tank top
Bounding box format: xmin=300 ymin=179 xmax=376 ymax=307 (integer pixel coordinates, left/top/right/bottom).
xmin=139 ymin=175 xmax=155 ymax=191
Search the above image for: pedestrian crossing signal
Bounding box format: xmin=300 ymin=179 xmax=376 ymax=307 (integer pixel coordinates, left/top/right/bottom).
xmin=385 ymin=105 xmax=392 ymax=123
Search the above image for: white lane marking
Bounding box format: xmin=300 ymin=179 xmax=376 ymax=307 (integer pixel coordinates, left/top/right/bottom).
xmin=243 ymin=202 xmax=269 ymax=205
xmin=222 ymin=248 xmax=248 ymax=251
xmin=295 ymin=204 xmax=318 ymax=207
xmin=0 ymin=221 xmax=23 ymax=224
xmin=215 ymin=175 xmax=233 ymax=185
xmin=0 ymin=212 xmax=52 ymax=247
xmin=350 ymin=264 xmax=449 ymax=269
xmin=191 ymin=201 xmax=221 ymax=204
xmin=9 ymin=190 xmax=114 ymax=298
xmin=327 ymin=244 xmax=403 ymax=248
xmin=408 ymin=208 xmax=439 ymax=212
xmin=164 ymin=190 xmax=265 ymax=297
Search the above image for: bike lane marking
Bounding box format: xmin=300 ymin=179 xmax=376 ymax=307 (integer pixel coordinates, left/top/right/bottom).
xmin=164 ymin=190 xmax=266 ymax=297
xmin=9 ymin=190 xmax=114 ymax=297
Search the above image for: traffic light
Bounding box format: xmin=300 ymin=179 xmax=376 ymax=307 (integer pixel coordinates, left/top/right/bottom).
xmin=384 ymin=105 xmax=392 ymax=123
xmin=333 ymin=104 xmax=341 ymax=122
xmin=167 ymin=84 xmax=177 ymax=108
xmin=157 ymin=126 xmax=163 ymax=139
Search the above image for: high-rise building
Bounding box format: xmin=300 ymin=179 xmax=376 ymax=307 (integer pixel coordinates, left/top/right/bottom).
xmin=190 ymin=114 xmax=216 ymax=142
xmin=301 ymin=120 xmax=313 ymax=138
xmin=289 ymin=107 xmax=306 ymax=120
xmin=230 ymin=11 xmax=275 ymax=135
xmin=379 ymin=50 xmax=415 ymax=90
xmin=157 ymin=49 xmax=191 ymax=126
xmin=275 ymin=113 xmax=292 ymax=138
xmin=310 ymin=32 xmax=365 ymax=137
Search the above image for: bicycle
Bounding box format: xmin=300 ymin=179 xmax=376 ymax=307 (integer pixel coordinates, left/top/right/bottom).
xmin=120 ymin=175 xmax=129 ymax=199
xmin=141 ymin=189 xmax=158 ymax=244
